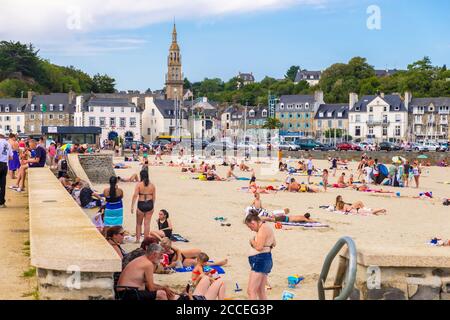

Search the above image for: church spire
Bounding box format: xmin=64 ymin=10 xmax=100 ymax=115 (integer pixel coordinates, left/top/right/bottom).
xmin=172 ymin=21 xmax=177 ymax=43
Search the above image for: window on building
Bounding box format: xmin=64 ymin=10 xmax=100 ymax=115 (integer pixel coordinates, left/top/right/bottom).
xmin=383 ymin=106 xmax=387 ymax=112
xmin=49 ymin=104 xmax=54 ymax=111
xmin=369 ymin=114 xmax=374 ymax=122
xmin=110 ymin=117 xmax=116 ymax=126
xmin=327 ymin=112 xmax=332 ymax=117
xmin=318 ymin=120 xmax=322 ymax=128
xmin=319 ymin=113 xmax=324 ymax=118
xmin=383 ymin=115 xmax=388 ymax=123
xmin=100 ymin=107 xmax=104 ymax=112
xmin=111 ymin=107 xmax=115 ymax=113
xmin=355 ymin=115 xmax=361 ymax=123
xmin=369 ymin=107 xmax=373 ymax=112
xmin=16 ymin=116 xmax=20 ymax=121
xmin=338 ymin=120 xmax=343 ymax=128
xmin=328 ymin=120 xmax=332 ymax=127
xmin=121 ymin=107 xmax=125 ymax=113
xmin=147 ymin=128 xmax=151 ymax=135
xmin=338 ymin=112 xmax=343 ymax=117
xmin=130 ymin=117 xmax=136 ymax=127
xmin=89 ymin=117 xmax=96 ymax=126
xmin=48 ymin=114 xmax=53 ymax=120
xmin=395 ymin=126 xmax=401 ymax=136
xmin=120 ymin=118 xmax=126 ymax=127
xmin=17 ymin=125 xmax=20 ymax=132
xmin=305 ymin=103 xmax=309 ymax=109
xmin=262 ymin=110 xmax=267 ymax=117
xmin=355 ymin=126 xmax=361 ymax=136
xmin=131 ymin=107 xmax=135 ymax=113
xmin=5 ymin=106 xmax=9 ymax=112
xmin=99 ymin=117 xmax=105 ymax=127
xmin=152 ymin=109 xmax=155 ymax=116
xmin=383 ymin=127 xmax=387 ymax=136
xmin=31 ymin=104 xmax=35 ymax=111
xmin=59 ymin=114 xmax=64 ymax=120
xmin=395 ymin=114 xmax=401 ymax=122
xmin=5 ymin=125 xmax=11 ymax=131
xmin=30 ymin=125 xmax=35 ymax=132
xmin=30 ymin=114 xmax=35 ymax=120
xmin=59 ymin=104 xmax=64 ymax=111
xmin=5 ymin=116 xmax=10 ymax=121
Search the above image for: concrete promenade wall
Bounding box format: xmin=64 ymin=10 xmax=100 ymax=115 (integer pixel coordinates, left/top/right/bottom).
xmin=341 ymin=248 xmax=450 ymax=300
xmin=28 ymin=168 xmax=122 ymax=300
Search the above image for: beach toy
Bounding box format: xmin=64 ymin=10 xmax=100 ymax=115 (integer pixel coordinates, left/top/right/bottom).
xmin=396 ymin=192 xmax=401 ymax=197
xmin=287 ymin=275 xmax=304 ymax=288
xmin=282 ymin=290 xmax=296 ymax=300
xmin=234 ymin=283 xmax=242 ymax=292
xmin=275 ymin=222 xmax=283 ymax=229
xmin=161 ymin=254 xmax=169 ymax=267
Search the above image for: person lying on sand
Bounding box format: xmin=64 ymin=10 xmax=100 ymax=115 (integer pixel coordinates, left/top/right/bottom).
xmin=160 ymin=237 xmax=228 ymax=268
xmin=118 ymin=174 xmax=139 ymax=182
xmin=288 ymin=178 xmax=300 ymax=192
xmin=288 ymin=178 xmax=320 ymax=193
xmin=336 ymin=173 xmax=348 ymax=188
xmin=246 ymin=208 xmax=317 ymax=223
xmin=335 ymin=198 xmax=386 ymax=216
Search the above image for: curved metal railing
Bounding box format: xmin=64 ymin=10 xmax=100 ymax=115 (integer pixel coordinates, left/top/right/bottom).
xmin=318 ymin=236 xmax=357 ymax=300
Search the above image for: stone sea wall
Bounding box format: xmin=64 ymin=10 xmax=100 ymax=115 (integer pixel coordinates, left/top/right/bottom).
xmin=78 ymin=154 xmax=116 ymax=184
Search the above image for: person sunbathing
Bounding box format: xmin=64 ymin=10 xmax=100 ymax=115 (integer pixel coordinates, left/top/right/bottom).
xmin=239 ymin=161 xmax=251 ymax=172
xmin=246 ymin=208 xmax=317 ymax=223
xmin=226 ymin=164 xmax=238 ymax=180
xmin=336 ymin=173 xmax=348 ymax=188
xmin=160 ymin=237 xmax=228 ymax=268
xmin=288 ymin=178 xmax=300 ymax=192
xmin=335 ymin=200 xmax=386 ymax=215
xmin=118 ymin=174 xmax=139 ymax=182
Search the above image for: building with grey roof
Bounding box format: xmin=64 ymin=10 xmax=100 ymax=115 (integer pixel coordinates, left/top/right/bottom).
xmin=314 ymin=104 xmax=349 ymax=140
xmin=408 ymin=96 xmax=450 ymax=142
xmin=348 ymin=92 xmax=409 ymax=143
xmin=294 ymin=70 xmax=321 ymax=86
xmin=0 ymin=98 xmax=27 ymax=134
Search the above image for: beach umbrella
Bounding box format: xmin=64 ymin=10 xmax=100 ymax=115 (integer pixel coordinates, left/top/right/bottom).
xmin=417 ymin=154 xmax=428 ymax=159
xmin=392 ymin=156 xmax=406 ymax=163
xmin=60 ymin=144 xmax=71 ymax=151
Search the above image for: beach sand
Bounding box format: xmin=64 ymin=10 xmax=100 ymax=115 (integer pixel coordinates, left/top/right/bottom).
xmin=90 ymin=156 xmax=450 ymax=300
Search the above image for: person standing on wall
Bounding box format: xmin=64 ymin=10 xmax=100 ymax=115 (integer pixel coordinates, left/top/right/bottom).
xmin=0 ymin=129 xmax=13 ymax=208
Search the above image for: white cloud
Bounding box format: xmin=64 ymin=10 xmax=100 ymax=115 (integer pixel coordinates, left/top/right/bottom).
xmin=0 ymin=0 xmax=327 ymax=40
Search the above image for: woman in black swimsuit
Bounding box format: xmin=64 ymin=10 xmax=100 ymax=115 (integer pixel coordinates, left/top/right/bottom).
xmin=150 ymin=209 xmax=173 ymax=241
xmin=131 ymin=170 xmax=156 ymax=243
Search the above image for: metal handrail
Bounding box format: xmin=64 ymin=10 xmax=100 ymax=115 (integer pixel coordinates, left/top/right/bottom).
xmin=318 ymin=236 xmax=357 ymax=300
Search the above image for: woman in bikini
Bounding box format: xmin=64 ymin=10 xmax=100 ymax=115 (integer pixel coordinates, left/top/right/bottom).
xmin=131 ymin=170 xmax=156 ymax=243
xmin=245 ymin=213 xmax=275 ymax=300
xmin=160 ymin=237 xmax=228 ymax=268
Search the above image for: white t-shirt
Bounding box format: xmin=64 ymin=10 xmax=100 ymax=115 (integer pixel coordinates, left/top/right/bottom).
xmin=307 ymin=160 xmax=313 ymax=170
xmin=0 ymin=138 xmax=13 ymax=163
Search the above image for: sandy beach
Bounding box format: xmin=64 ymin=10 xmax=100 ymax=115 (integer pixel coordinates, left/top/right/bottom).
xmin=88 ymin=156 xmax=450 ymax=300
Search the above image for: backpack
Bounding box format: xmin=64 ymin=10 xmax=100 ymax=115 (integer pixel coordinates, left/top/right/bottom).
xmin=60 ymin=159 xmax=68 ymax=171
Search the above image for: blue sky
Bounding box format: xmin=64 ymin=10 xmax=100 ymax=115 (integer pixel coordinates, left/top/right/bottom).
xmin=1 ymin=0 xmax=449 ymax=91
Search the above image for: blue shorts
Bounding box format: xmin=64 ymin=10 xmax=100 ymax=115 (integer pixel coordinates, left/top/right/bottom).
xmin=249 ymin=253 xmax=273 ymax=274
xmin=307 ymin=170 xmax=313 ymax=176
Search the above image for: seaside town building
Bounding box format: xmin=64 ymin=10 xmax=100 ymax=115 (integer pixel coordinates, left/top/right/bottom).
xmin=275 ymin=91 xmax=324 ymax=138
xmin=314 ymin=103 xmax=349 ymax=141
xmin=0 ymin=98 xmax=27 ymax=135
xmin=294 ymin=70 xmax=322 ymax=86
xmin=74 ymin=95 xmax=141 ymax=144
xmin=408 ymin=96 xmax=450 ymax=142
xmin=348 ymin=92 xmax=409 ymax=143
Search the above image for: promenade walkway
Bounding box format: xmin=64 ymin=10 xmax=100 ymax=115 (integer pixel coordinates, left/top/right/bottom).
xmin=0 ymin=177 xmax=34 ymax=299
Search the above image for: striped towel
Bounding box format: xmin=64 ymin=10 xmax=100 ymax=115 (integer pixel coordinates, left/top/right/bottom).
xmin=104 ymin=200 xmax=123 ymax=227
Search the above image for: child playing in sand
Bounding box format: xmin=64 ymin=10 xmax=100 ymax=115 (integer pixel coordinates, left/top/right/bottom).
xmin=191 ymin=252 xmax=218 ymax=286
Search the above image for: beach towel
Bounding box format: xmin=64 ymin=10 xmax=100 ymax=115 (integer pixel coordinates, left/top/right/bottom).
xmin=170 ymin=234 xmax=189 ymax=242
xmin=237 ymin=177 xmax=251 ymax=181
xmin=281 ymin=222 xmax=329 ymax=228
xmin=175 ymin=265 xmax=226 ymax=274
xmin=104 ymin=200 xmax=123 ymax=227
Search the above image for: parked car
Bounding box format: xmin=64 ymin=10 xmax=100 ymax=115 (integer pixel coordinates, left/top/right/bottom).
xmin=278 ymin=142 xmax=300 ymax=151
xmin=412 ymin=143 xmax=428 ymax=152
xmin=151 ymin=139 xmax=171 ymax=150
xmin=336 ymin=142 xmax=361 ymax=151
xmin=314 ymin=142 xmax=335 ymax=151
xmin=379 ymin=142 xmax=402 ymax=152
xmin=294 ymin=139 xmax=319 ymax=151
xmin=422 ymin=142 xmax=440 ymax=151
xmin=438 ymin=142 xmax=449 ymax=152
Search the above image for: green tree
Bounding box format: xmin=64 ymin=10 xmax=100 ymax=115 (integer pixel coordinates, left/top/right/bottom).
xmin=262 ymin=117 xmax=282 ymax=129
xmin=92 ymin=73 xmax=116 ymax=93
xmin=285 ymin=65 xmax=300 ymax=82
xmin=183 ymin=77 xmax=192 ymax=90
xmin=0 ymin=79 xmax=30 ymax=97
